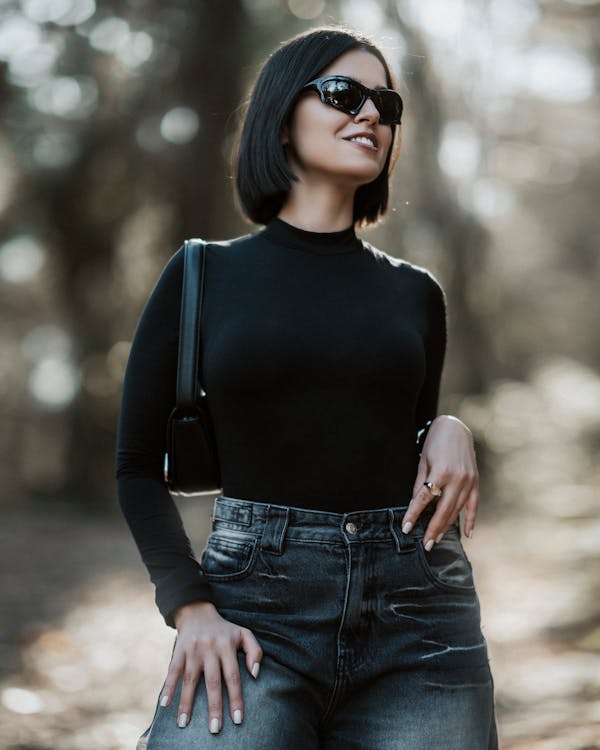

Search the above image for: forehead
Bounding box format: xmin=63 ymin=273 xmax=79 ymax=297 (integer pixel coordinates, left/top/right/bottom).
xmin=318 ymin=49 xmax=388 ymax=89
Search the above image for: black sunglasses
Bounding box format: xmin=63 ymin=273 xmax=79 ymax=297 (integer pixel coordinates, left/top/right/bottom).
xmin=300 ymin=75 xmax=403 ymax=126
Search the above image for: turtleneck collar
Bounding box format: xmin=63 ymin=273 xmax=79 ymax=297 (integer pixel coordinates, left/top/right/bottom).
xmin=261 ymin=216 xmax=363 ymax=256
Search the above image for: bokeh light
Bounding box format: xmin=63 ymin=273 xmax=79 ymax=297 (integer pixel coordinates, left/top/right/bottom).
xmin=287 ymin=0 xmax=325 ymax=20
xmin=1 ymin=687 xmax=44 ymax=715
xmin=21 ymin=0 xmax=96 ymax=26
xmin=28 ymin=356 xmax=81 ymax=410
xmin=438 ymin=120 xmax=481 ymax=180
xmin=28 ymin=75 xmax=99 ymax=119
xmin=524 ymin=45 xmax=595 ymax=102
xmin=0 ymin=236 xmax=46 ymax=284
xmin=160 ymin=107 xmax=200 ymax=145
xmin=88 ymin=17 xmax=130 ymax=53
xmin=32 ymin=131 xmax=80 ymax=169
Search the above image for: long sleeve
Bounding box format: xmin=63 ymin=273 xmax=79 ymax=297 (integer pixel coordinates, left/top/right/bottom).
xmin=115 ymin=245 xmax=213 ymax=629
xmin=415 ymin=274 xmax=447 ymax=453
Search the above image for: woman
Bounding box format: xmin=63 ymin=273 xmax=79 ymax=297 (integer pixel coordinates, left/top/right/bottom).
xmin=116 ymin=25 xmax=499 ymax=749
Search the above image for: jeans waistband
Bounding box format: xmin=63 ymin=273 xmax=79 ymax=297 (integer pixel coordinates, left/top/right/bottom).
xmin=212 ymin=495 xmax=440 ymax=552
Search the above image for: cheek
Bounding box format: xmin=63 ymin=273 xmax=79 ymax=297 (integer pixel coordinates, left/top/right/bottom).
xmin=289 ymin=123 xmax=338 ymax=162
xmin=288 ymin=100 xmax=347 ymax=154
xmin=381 ymin=128 xmax=395 ymax=156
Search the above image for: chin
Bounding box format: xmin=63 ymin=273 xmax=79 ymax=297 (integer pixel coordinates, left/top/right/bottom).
xmin=343 ymin=166 xmax=383 ymax=185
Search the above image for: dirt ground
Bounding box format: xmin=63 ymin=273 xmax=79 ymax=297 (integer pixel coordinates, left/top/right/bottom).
xmin=1 ymin=497 xmax=599 ymax=750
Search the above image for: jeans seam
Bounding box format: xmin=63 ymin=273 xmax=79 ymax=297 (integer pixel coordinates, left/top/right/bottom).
xmin=320 ymin=544 xmax=351 ymax=724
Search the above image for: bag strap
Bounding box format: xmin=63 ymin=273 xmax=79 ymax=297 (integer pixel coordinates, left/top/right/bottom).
xmin=176 ymin=238 xmax=207 ymax=409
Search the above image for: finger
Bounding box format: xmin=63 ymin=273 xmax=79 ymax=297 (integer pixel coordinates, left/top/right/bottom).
xmin=447 ymin=502 xmax=463 ymax=529
xmin=241 ymin=628 xmax=263 ymax=679
xmin=422 ymin=493 xmax=459 ymax=549
xmin=463 ymin=484 xmax=479 ymax=539
xmin=423 ymin=483 xmax=471 ymax=547
xmin=202 ymin=654 xmax=223 ymax=734
xmin=177 ymin=657 xmax=202 ymax=728
xmin=447 ymin=481 xmax=474 ymax=529
xmin=401 ymin=484 xmax=436 ymax=533
xmin=410 ymin=456 xmax=430 ymax=503
xmin=220 ymin=651 xmax=244 ymax=725
xmin=160 ymin=648 xmax=185 ymax=709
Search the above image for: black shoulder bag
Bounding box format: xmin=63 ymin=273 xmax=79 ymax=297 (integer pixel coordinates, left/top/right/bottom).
xmin=164 ymin=239 xmax=222 ymax=496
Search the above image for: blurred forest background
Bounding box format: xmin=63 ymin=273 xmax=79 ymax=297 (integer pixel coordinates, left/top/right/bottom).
xmin=0 ymin=0 xmax=599 ymax=748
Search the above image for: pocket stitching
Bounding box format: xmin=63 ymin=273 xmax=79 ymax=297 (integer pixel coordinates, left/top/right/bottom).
xmin=200 ymin=536 xmax=259 ymax=581
xmin=414 ymin=538 xmax=476 ymax=593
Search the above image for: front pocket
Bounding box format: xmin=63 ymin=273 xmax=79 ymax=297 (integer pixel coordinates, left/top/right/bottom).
xmin=200 ymin=532 xmax=258 ymax=580
xmin=415 ymin=524 xmax=476 ymax=592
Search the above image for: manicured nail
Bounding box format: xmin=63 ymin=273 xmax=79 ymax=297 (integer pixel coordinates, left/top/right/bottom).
xmin=210 ymin=717 xmax=219 ymax=734
xmin=424 ymin=539 xmax=434 ymax=551
xmin=251 ymin=662 xmax=260 ymax=679
xmin=178 ymin=713 xmax=187 ymax=728
xmin=435 ymin=533 xmax=443 ymax=544
xmin=402 ymin=521 xmax=413 ymax=534
xmin=160 ymin=695 xmax=169 ymax=707
xmin=233 ymin=709 xmax=242 ymax=725
xmin=468 ymin=528 xmax=474 ymax=539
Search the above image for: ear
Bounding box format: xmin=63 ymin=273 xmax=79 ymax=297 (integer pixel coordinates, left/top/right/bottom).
xmin=280 ymin=122 xmax=289 ymax=146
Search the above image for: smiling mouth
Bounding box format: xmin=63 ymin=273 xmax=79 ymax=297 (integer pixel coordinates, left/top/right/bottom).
xmin=345 ymin=136 xmax=378 ymax=152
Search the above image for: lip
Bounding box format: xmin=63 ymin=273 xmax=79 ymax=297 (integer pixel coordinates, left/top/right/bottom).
xmin=343 ymin=131 xmax=379 ymax=151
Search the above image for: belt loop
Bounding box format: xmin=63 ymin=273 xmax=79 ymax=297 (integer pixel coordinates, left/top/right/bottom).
xmin=389 ymin=508 xmax=414 ymax=553
xmin=260 ymin=505 xmax=290 ymax=555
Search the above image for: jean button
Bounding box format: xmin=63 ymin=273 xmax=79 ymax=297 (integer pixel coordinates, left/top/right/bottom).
xmin=345 ymin=521 xmax=357 ymax=535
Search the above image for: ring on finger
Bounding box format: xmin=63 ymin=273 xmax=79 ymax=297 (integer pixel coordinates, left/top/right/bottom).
xmin=424 ymin=481 xmax=443 ymax=497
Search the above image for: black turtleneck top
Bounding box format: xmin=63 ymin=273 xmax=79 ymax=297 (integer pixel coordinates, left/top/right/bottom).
xmin=115 ymin=217 xmax=447 ymax=627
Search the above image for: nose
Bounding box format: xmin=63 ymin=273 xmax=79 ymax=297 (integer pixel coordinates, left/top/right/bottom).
xmin=355 ymin=96 xmax=380 ymax=123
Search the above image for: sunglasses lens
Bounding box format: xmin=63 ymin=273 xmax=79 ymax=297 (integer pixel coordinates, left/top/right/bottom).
xmin=320 ymin=79 xmax=364 ymax=112
xmin=375 ymin=92 xmax=402 ymax=124
xmin=319 ymin=79 xmax=402 ymax=124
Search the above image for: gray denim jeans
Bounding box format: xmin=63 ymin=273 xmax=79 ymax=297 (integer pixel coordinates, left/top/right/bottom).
xmin=139 ymin=495 xmax=499 ymax=749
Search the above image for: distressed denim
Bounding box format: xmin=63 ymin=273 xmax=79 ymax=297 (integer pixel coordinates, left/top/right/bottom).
xmin=139 ymin=495 xmax=499 ymax=749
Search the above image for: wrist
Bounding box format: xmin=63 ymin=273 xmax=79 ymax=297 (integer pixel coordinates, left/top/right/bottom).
xmin=173 ymin=600 xmax=216 ymax=629
xmin=435 ymin=414 xmax=472 ymax=436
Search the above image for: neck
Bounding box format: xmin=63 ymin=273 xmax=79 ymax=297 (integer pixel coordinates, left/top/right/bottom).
xmin=277 ymin=179 xmax=356 ymax=232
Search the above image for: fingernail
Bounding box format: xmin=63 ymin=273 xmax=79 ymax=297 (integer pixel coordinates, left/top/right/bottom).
xmin=469 ymin=529 xmax=474 ymax=539
xmin=178 ymin=713 xmax=187 ymax=728
xmin=210 ymin=717 xmax=219 ymax=734
xmin=424 ymin=539 xmax=434 ymax=551
xmin=233 ymin=709 xmax=242 ymax=725
xmin=402 ymin=521 xmax=413 ymax=534
xmin=435 ymin=533 xmax=443 ymax=544
xmin=160 ymin=695 xmax=169 ymax=707
xmin=251 ymin=662 xmax=260 ymax=679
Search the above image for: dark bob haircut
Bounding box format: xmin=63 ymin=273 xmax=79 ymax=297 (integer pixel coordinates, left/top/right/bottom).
xmin=232 ymin=26 xmax=402 ymax=229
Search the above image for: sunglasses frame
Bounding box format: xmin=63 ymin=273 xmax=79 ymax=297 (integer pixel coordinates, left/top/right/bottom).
xmin=300 ymin=75 xmax=403 ymax=126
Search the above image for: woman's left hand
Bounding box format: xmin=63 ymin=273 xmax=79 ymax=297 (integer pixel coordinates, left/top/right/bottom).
xmin=401 ymin=415 xmax=479 ymax=550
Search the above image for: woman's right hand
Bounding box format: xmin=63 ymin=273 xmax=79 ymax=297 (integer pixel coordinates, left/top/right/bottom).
xmin=160 ymin=601 xmax=263 ymax=734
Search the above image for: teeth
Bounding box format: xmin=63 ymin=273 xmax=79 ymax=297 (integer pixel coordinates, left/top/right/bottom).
xmin=350 ymin=136 xmax=375 ymax=147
